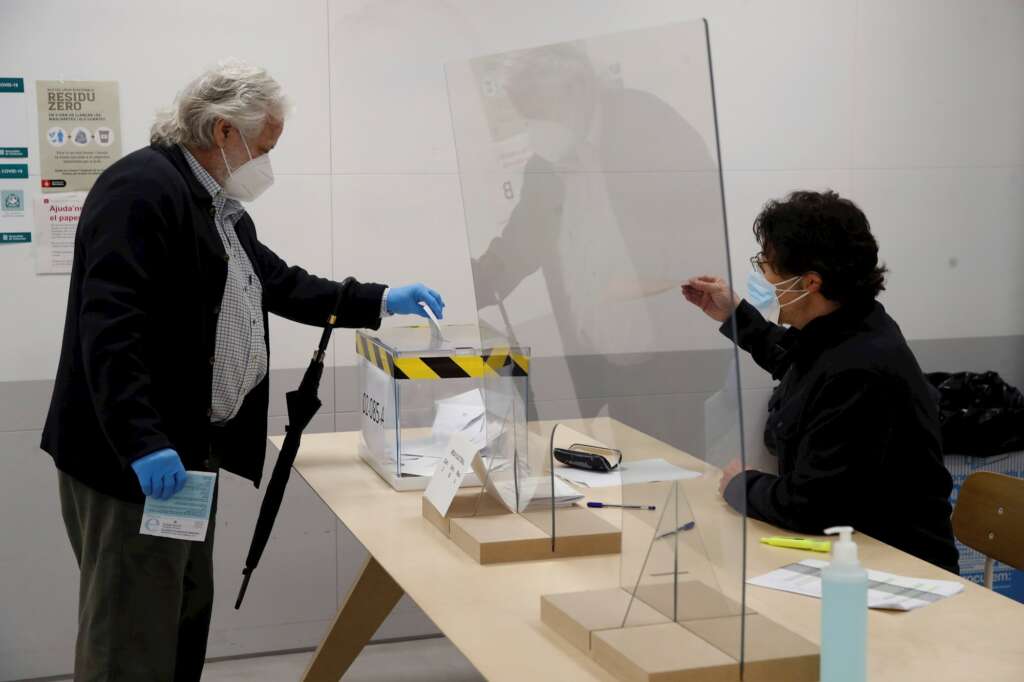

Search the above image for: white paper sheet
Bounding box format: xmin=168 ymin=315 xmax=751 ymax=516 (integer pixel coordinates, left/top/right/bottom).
xmin=748 ymin=559 xmax=965 ymax=611
xmin=399 ymin=389 xmax=488 ymax=477
xmin=430 ymin=389 xmax=486 ymax=445
xmin=33 ymin=191 xmax=86 ymax=274
xmin=480 ymin=473 xmax=583 ymax=512
xmin=400 ymin=437 xmax=478 ymax=477
xmin=555 ymin=458 xmax=701 ymax=488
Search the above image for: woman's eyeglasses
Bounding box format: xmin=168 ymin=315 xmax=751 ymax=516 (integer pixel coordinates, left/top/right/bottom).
xmin=750 ymin=253 xmax=768 ymax=274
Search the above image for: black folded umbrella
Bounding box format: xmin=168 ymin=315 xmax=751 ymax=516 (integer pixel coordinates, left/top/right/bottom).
xmin=234 ymin=289 xmax=344 ymax=609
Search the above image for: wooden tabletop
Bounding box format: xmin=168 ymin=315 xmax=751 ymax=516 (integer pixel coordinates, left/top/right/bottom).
xmin=277 ymin=418 xmax=1024 ymax=681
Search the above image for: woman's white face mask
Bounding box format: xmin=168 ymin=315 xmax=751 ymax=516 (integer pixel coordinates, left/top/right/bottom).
xmin=746 ymin=270 xmax=811 ymax=324
xmin=220 ymin=132 xmax=274 ymax=202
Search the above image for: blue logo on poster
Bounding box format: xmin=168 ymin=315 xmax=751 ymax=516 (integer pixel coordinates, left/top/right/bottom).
xmin=2 ymin=190 xmax=23 ymax=211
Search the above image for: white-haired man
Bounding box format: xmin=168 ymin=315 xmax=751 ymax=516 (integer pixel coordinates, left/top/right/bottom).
xmin=41 ymin=60 xmax=444 ymax=681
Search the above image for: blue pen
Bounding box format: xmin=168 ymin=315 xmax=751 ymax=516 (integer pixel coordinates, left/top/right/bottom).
xmin=656 ymin=521 xmax=696 ymax=540
xmin=587 ymin=502 xmax=656 ymax=511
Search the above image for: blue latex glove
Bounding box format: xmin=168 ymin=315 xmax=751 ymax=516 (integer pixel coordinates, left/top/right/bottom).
xmin=131 ymin=448 xmax=187 ymax=501
xmin=386 ymin=283 xmax=445 ymax=319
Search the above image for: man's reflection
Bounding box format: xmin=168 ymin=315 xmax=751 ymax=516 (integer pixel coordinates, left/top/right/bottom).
xmin=472 ymin=44 xmax=722 ymax=416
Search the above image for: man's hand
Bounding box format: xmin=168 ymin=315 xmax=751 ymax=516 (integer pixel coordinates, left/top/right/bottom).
xmin=681 ymin=276 xmax=739 ymax=323
xmin=131 ymin=448 xmax=187 ymax=500
xmin=386 ymin=283 xmax=445 ymax=319
xmin=719 ymin=457 xmax=746 ymax=496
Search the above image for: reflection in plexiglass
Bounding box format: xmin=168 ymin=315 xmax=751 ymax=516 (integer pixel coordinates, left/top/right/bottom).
xmin=447 ymin=19 xmax=747 ymax=667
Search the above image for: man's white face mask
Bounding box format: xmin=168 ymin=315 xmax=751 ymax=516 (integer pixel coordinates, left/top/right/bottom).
xmin=525 ymin=118 xmax=578 ymax=163
xmin=219 ymin=131 xmax=274 ymax=202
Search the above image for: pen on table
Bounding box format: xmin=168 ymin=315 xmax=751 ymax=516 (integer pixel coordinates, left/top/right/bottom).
xmin=656 ymin=521 xmax=696 ymax=540
xmin=587 ymin=502 xmax=656 ymax=511
xmin=760 ymin=536 xmax=831 ymax=553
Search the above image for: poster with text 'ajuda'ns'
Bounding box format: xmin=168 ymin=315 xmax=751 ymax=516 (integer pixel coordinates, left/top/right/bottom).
xmin=36 ymin=80 xmax=121 ymax=193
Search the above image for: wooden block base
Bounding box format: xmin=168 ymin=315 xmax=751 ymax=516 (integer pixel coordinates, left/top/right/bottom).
xmin=594 ymin=622 xmax=738 ymax=682
xmin=422 ymin=490 xmax=507 ymax=537
xmin=423 ymin=496 xmax=621 ymax=565
xmin=684 ymin=614 xmax=819 ymax=682
xmin=632 ymin=579 xmax=754 ymax=623
xmin=542 ymin=587 xmax=819 ymax=682
xmin=541 ymin=588 xmax=670 ymax=654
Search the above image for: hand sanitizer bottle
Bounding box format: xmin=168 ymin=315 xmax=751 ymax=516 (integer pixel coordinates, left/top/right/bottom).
xmin=821 ymin=526 xmax=868 ymax=682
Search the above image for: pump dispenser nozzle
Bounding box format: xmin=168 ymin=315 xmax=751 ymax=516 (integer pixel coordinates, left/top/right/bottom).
xmin=824 ymin=526 xmax=859 ymax=567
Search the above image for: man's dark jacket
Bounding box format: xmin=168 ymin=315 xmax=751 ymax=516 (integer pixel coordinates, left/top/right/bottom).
xmin=41 ymin=143 xmax=385 ymax=503
xmin=722 ymin=299 xmax=960 ymax=573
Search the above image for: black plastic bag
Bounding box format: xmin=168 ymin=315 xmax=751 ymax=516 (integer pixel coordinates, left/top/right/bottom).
xmin=927 ymin=371 xmax=1024 ymax=456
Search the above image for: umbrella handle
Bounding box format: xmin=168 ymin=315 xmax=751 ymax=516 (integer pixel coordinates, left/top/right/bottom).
xmin=234 ymin=569 xmax=252 ymax=610
xmin=314 ymin=280 xmax=351 ymax=362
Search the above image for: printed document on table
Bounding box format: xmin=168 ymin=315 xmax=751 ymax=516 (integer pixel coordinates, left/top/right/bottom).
xmin=139 ymin=471 xmax=217 ymax=542
xmin=748 ymin=559 xmax=964 ymax=611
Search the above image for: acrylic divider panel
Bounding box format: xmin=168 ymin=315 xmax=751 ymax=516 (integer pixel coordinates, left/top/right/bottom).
xmin=447 ymin=19 xmax=737 ymax=555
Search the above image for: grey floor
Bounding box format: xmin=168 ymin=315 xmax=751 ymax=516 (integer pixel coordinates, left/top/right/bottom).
xmin=37 ymin=636 xmax=483 ymax=682
xmin=200 ymin=637 xmax=484 ymax=682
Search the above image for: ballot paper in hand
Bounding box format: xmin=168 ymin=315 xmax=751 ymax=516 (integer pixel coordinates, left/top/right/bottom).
xmin=419 ymin=301 xmax=447 ymax=347
xmin=748 ymin=559 xmax=965 ymax=611
xmin=139 ymin=471 xmax=217 ymax=542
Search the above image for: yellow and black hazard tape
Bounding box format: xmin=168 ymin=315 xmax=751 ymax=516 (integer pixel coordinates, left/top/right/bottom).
xmin=355 ymin=334 xmax=528 ymax=380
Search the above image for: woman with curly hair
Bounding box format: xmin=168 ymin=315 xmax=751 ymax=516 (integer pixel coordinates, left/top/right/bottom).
xmin=683 ymin=190 xmax=959 ymax=573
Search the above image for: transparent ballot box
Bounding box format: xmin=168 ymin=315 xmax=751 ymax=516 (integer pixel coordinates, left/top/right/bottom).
xmin=357 ymin=323 xmax=530 ymax=491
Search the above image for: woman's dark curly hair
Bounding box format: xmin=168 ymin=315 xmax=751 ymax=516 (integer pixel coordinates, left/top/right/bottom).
xmin=753 ymin=190 xmax=887 ymax=304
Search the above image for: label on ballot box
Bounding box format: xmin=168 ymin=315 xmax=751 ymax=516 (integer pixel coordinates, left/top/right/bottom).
xmin=361 ymin=360 xmax=392 ymax=460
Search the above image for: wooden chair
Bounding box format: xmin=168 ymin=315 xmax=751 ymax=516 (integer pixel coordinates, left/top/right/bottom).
xmin=951 ymin=471 xmax=1024 ymax=588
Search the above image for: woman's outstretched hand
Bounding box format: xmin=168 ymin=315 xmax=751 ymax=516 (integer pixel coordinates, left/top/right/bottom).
xmin=681 ymin=276 xmax=739 ymax=323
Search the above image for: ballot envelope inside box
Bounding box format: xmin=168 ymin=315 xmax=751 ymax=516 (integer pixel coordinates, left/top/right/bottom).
xmin=356 ymin=323 xmax=530 ymax=492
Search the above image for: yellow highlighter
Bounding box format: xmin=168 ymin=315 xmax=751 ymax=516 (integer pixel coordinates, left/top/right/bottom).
xmin=761 ymin=536 xmax=832 ymax=553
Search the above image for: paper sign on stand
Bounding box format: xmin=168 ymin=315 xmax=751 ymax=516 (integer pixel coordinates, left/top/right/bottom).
xmin=424 ymin=432 xmax=480 ymax=517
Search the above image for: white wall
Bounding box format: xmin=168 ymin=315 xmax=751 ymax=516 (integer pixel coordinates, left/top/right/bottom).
xmin=1 ymin=1 xmax=1022 ymax=679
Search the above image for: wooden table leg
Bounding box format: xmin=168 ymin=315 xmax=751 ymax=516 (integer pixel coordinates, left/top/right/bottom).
xmin=301 ymin=554 xmax=405 ymax=681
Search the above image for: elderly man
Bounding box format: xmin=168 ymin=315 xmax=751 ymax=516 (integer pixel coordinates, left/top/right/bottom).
xmin=41 ymin=60 xmax=444 ymax=681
